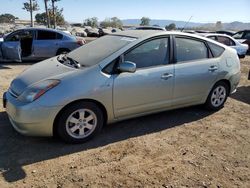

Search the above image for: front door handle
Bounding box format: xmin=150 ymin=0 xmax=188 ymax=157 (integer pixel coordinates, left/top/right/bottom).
xmin=161 ymin=73 xmax=173 ymax=80
xmin=208 ymin=65 xmax=218 ymax=72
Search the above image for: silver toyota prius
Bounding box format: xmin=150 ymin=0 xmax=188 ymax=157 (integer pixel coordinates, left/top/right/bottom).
xmin=3 ymin=30 xmax=241 ymax=143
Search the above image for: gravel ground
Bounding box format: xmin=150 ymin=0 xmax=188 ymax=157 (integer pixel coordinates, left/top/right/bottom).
xmin=0 ymin=56 xmax=249 ymax=188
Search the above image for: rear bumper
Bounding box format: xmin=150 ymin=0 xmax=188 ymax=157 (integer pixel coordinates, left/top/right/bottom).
xmin=4 ymin=91 xmax=62 ymax=136
xmin=229 ymin=71 xmax=241 ymax=94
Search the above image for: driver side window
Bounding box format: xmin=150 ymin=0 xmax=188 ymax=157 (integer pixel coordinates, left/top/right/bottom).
xmin=5 ymin=31 xmax=24 ymax=42
xmin=124 ymin=37 xmax=169 ymax=69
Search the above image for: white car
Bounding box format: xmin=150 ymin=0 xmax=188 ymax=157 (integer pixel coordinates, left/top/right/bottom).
xmin=201 ymin=33 xmax=248 ymax=58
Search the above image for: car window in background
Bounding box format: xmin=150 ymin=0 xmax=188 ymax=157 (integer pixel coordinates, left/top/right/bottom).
xmin=233 ymin=31 xmax=244 ymax=39
xmin=68 ymin=35 xmax=136 ymax=66
xmin=243 ymin=32 xmax=250 ymax=40
xmin=175 ymin=38 xmax=208 ymax=62
xmin=208 ymin=36 xmax=217 ymax=40
xmin=37 ymin=30 xmax=57 ymax=40
xmin=207 ymin=42 xmax=225 ymax=57
xmin=217 ymin=36 xmax=235 ymax=46
xmin=124 ymin=38 xmax=169 ymax=68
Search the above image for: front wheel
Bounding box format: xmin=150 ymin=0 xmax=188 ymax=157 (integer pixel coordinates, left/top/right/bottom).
xmin=56 ymin=102 xmax=104 ymax=144
xmin=205 ymin=81 xmax=229 ymax=111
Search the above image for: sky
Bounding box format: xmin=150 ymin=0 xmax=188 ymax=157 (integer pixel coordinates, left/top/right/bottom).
xmin=0 ymin=0 xmax=249 ymax=23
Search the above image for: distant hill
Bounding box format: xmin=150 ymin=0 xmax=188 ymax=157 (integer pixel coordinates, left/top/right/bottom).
xmin=122 ymin=19 xmax=250 ymax=30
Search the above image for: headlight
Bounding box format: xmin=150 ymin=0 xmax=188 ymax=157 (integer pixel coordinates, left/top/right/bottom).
xmin=18 ymin=79 xmax=60 ymax=103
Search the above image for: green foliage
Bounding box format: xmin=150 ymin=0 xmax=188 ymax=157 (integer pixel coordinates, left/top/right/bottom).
xmin=35 ymin=8 xmax=65 ymax=26
xmin=100 ymin=17 xmax=123 ymax=28
xmin=140 ymin=17 xmax=150 ymax=26
xmin=84 ymin=17 xmax=98 ymax=28
xmin=0 ymin=13 xmax=17 ymax=23
xmin=35 ymin=12 xmax=47 ymax=24
xmin=23 ymin=0 xmax=39 ymax=12
xmin=165 ymin=23 xmax=176 ymax=30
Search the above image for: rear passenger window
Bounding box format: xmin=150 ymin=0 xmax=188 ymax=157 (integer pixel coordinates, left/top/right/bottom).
xmin=207 ymin=42 xmax=225 ymax=57
xmin=217 ymin=36 xmax=235 ymax=46
xmin=57 ymin=33 xmax=63 ymax=39
xmin=175 ymin=38 xmax=208 ymax=62
xmin=37 ymin=31 xmax=57 ymax=40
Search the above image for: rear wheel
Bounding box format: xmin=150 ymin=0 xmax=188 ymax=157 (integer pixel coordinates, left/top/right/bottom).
xmin=56 ymin=102 xmax=104 ymax=144
xmin=205 ymin=81 xmax=229 ymax=111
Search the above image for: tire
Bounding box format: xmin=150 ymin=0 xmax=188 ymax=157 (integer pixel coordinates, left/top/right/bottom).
xmin=56 ymin=102 xmax=104 ymax=144
xmin=205 ymin=81 xmax=229 ymax=111
xmin=56 ymin=49 xmax=70 ymax=55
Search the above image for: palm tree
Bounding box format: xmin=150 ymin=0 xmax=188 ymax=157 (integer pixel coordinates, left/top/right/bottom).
xmin=44 ymin=0 xmax=50 ymax=28
xmin=23 ymin=0 xmax=39 ymax=27
xmin=51 ymin=0 xmax=60 ymax=29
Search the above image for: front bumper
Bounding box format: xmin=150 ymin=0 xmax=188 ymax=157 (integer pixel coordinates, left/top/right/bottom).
xmin=4 ymin=91 xmax=62 ymax=136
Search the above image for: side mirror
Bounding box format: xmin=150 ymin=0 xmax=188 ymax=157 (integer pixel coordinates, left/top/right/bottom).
xmin=118 ymin=61 xmax=136 ymax=73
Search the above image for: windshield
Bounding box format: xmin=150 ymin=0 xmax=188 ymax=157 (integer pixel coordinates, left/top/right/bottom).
xmin=67 ymin=35 xmax=136 ymax=66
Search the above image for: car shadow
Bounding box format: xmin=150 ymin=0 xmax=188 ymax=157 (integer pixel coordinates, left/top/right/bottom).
xmin=0 ymin=106 xmax=214 ymax=183
xmin=230 ymin=85 xmax=250 ymax=105
xmin=0 ymin=64 xmax=11 ymax=69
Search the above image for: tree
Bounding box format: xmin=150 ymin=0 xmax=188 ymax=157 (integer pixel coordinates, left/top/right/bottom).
xmin=23 ymin=0 xmax=39 ymax=27
xmin=215 ymin=21 xmax=223 ymax=30
xmin=100 ymin=17 xmax=123 ymax=28
xmin=165 ymin=23 xmax=176 ymax=30
xmin=51 ymin=0 xmax=61 ymax=28
xmin=140 ymin=17 xmax=150 ymax=26
xmin=35 ymin=8 xmax=65 ymax=26
xmin=0 ymin=14 xmax=17 ymax=23
xmin=35 ymin=12 xmax=47 ymax=25
xmin=44 ymin=0 xmax=50 ymax=28
xmin=84 ymin=17 xmax=98 ymax=28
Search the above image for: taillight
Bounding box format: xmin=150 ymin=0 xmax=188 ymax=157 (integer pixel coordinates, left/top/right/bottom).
xmin=77 ymin=39 xmax=86 ymax=46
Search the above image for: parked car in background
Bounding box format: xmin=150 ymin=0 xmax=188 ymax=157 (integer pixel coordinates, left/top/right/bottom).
xmin=85 ymin=28 xmax=99 ymax=37
xmin=202 ymin=33 xmax=248 ymax=58
xmin=3 ymin=30 xmax=241 ymax=143
xmin=232 ymin=30 xmax=250 ymax=53
xmin=216 ymin=30 xmax=235 ymax=36
xmin=98 ymin=28 xmax=112 ymax=37
xmin=0 ymin=28 xmax=84 ymax=62
xmin=135 ymin=26 xmax=166 ymax=31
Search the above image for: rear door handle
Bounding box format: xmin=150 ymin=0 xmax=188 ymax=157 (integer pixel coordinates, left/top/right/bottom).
xmin=161 ymin=73 xmax=173 ymax=80
xmin=208 ymin=65 xmax=218 ymax=72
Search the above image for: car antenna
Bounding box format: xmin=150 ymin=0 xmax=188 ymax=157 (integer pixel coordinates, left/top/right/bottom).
xmin=181 ymin=16 xmax=193 ymax=32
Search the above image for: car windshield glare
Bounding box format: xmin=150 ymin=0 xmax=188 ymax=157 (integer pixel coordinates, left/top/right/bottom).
xmin=67 ymin=35 xmax=136 ymax=67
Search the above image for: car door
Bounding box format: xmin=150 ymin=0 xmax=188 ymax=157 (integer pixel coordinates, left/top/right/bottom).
xmin=33 ymin=30 xmax=59 ymax=58
xmin=113 ymin=37 xmax=174 ymax=118
xmin=1 ymin=30 xmax=22 ymax=61
xmin=173 ymin=36 xmax=219 ymax=106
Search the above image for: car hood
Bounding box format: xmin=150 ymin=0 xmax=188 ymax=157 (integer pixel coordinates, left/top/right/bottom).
xmin=10 ymin=57 xmax=76 ymax=96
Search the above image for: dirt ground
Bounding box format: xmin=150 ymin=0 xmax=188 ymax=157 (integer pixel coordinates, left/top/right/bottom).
xmin=0 ymin=56 xmax=249 ymax=188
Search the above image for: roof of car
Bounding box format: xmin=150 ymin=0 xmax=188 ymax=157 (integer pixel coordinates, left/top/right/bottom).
xmin=111 ymin=30 xmax=214 ymax=40
xmin=111 ymin=30 xmax=163 ymax=38
xmin=16 ymin=27 xmax=69 ymax=36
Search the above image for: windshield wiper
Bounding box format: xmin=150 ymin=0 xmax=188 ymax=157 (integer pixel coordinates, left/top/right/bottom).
xmin=58 ymin=54 xmax=81 ymax=69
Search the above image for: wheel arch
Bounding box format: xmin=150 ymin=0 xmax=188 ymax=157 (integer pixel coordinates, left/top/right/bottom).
xmin=209 ymin=79 xmax=231 ymax=97
xmin=53 ymin=99 xmax=108 ymax=137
